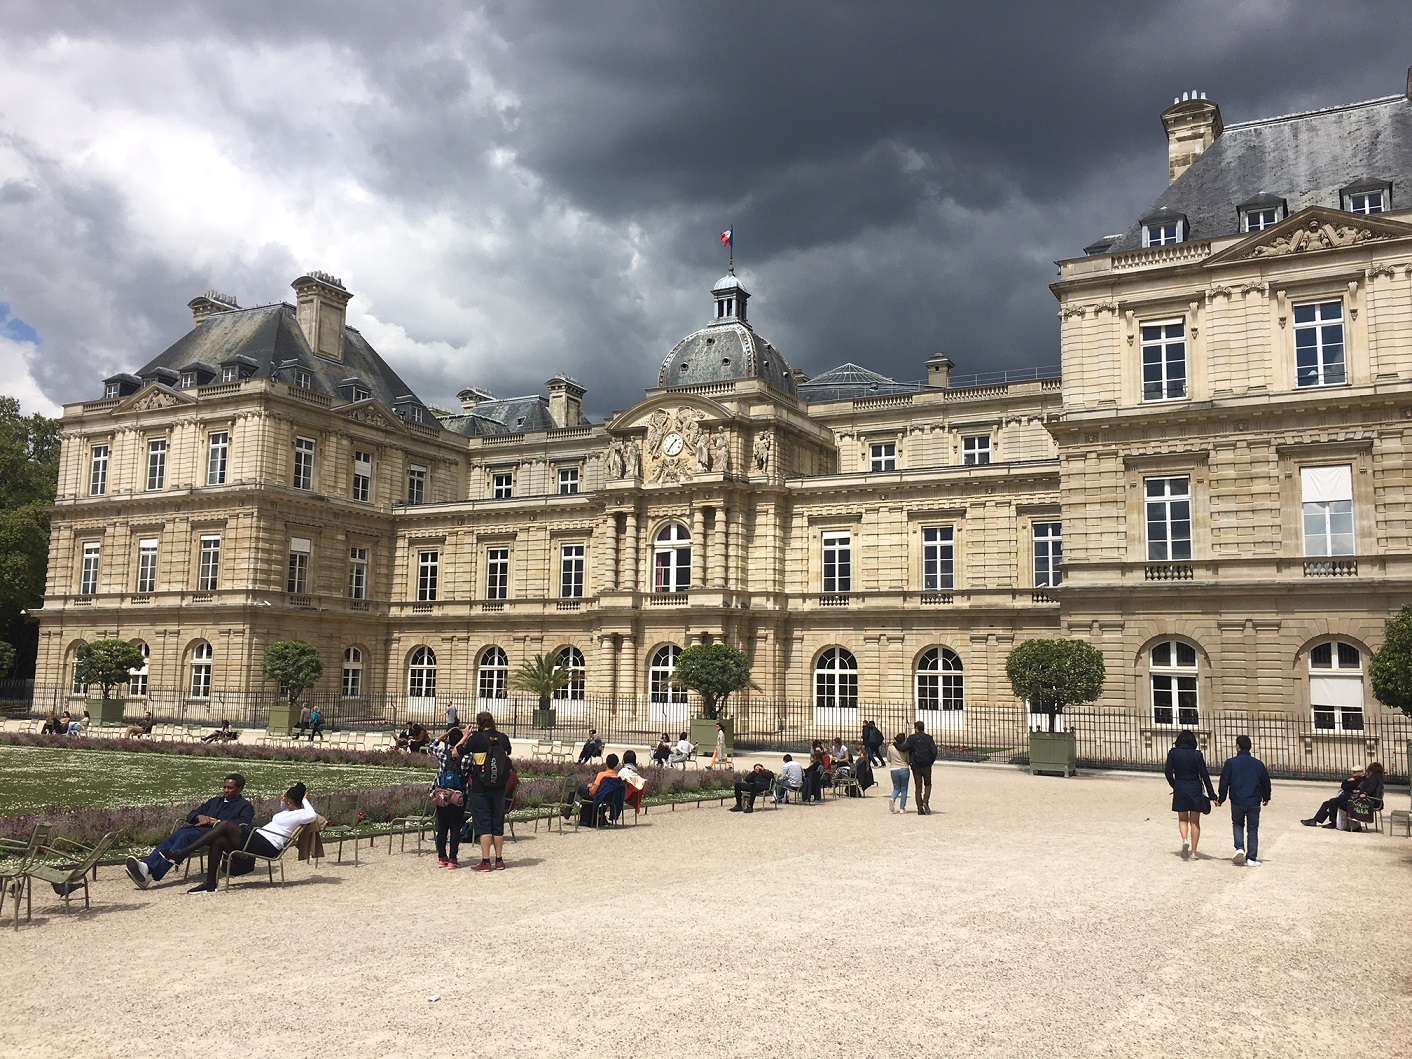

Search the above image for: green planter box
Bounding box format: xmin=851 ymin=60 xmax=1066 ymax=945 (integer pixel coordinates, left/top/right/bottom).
xmin=87 ymin=698 xmax=127 ymax=726
xmin=689 ymin=717 xmax=734 ymax=762
xmin=1029 ymin=729 xmax=1077 ymax=777
xmin=532 ymin=707 xmax=557 ymax=729
xmin=268 ymin=702 xmax=298 ymax=735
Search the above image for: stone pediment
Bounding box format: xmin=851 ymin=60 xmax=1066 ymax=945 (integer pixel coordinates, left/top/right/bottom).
xmin=340 ymin=400 xmax=408 ymax=433
xmin=603 ymin=396 xmax=737 ymax=485
xmin=116 ymin=385 xmax=196 ymax=414
xmin=1207 ymin=206 xmax=1412 ymax=265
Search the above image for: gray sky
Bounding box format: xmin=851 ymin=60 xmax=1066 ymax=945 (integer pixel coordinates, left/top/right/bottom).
xmin=2 ymin=1 xmax=1409 ymax=419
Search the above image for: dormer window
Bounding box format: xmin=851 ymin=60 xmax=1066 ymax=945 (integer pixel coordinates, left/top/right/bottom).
xmin=353 ymin=386 xmax=371 ymax=402
xmin=1237 ymin=194 xmax=1286 ymax=234
xmin=221 ymin=365 xmax=238 ymax=383
xmin=104 ymin=382 xmax=120 ymax=400
xmin=1342 ymin=180 xmax=1390 ymax=215
xmin=1143 ymin=221 xmax=1182 ymax=246
xmin=1244 ymin=208 xmax=1279 ymax=232
xmin=179 ymin=371 xmax=197 ymax=388
xmin=295 ymin=368 xmax=312 ymax=389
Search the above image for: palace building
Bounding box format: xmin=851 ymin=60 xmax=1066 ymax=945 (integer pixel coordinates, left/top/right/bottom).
xmin=34 ymin=73 xmax=1412 ymax=762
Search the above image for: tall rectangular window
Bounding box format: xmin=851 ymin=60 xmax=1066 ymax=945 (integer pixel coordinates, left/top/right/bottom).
xmin=1033 ymin=522 xmax=1063 ymax=587
xmin=1301 ymin=466 xmax=1354 ymax=556
xmin=922 ymin=526 xmax=955 ymax=591
xmin=136 ymin=538 xmax=158 ymax=594
xmin=80 ymin=541 xmax=100 ymax=595
xmin=822 ymin=531 xmax=852 ymax=593
xmin=352 ymin=451 xmax=372 ymax=503
xmin=560 ymin=543 xmax=584 ymax=598
xmin=207 ymin=431 xmax=229 ymax=485
xmin=407 ymin=465 xmax=426 ymax=505
xmin=869 ymin=442 xmax=897 ymax=472
xmin=962 ymin=436 xmax=991 ymax=466
xmin=417 ymin=549 xmax=439 ymax=602
xmin=1145 ymin=476 xmax=1192 ymax=561
xmin=146 ymin=439 xmax=167 ymax=491
xmin=558 ymin=467 xmax=579 ymax=495
xmin=486 ymin=547 xmax=509 ymax=600
xmin=293 ymin=437 xmax=315 ymax=490
xmin=347 ymin=547 xmax=368 ymax=600
xmin=1141 ymin=320 xmax=1187 ymax=401
xmin=1294 ymin=301 xmax=1345 ymax=388
xmin=197 ymin=535 xmax=221 ymax=591
xmin=492 ymin=472 xmax=513 ymax=499
xmin=287 ymin=537 xmax=311 ymax=594
xmin=89 ymin=445 xmax=109 ymax=496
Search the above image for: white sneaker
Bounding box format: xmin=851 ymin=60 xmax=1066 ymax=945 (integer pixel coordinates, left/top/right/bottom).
xmin=1181 ymin=841 xmax=1190 ymax=859
xmin=1232 ymin=850 xmax=1246 ymax=865
xmin=889 ymin=801 xmax=897 ymax=814
xmin=1246 ymin=858 xmax=1262 ymax=866
xmin=125 ymin=856 xmax=152 ymax=890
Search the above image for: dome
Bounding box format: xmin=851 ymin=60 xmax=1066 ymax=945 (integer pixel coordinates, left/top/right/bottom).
xmin=712 ymin=273 xmax=744 ymax=292
xmin=657 ymin=321 xmax=797 ymax=395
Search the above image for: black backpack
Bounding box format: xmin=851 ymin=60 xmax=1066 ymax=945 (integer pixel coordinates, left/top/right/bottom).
xmin=480 ymin=735 xmax=510 ymax=791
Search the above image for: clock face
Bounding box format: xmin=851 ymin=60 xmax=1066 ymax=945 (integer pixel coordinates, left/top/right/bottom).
xmin=662 ymin=432 xmax=684 ymax=456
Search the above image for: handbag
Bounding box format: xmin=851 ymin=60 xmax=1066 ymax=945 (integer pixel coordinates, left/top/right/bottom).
xmin=431 ymin=787 xmax=464 ymax=808
xmin=1348 ymin=793 xmax=1375 ymax=824
xmin=1200 ymin=793 xmax=1212 ymax=816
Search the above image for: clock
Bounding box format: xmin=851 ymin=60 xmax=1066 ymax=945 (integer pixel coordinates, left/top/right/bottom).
xmin=662 ymin=432 xmax=684 ymax=457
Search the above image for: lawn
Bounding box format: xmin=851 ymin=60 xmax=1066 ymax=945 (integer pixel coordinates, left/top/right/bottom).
xmin=0 ymin=745 xmax=432 ymax=814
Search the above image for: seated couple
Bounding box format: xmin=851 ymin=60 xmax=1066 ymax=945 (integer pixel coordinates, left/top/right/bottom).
xmin=125 ymin=775 xmax=315 ymax=893
xmin=575 ymin=752 xmax=645 ymax=825
xmin=1301 ymin=763 xmax=1385 ymax=831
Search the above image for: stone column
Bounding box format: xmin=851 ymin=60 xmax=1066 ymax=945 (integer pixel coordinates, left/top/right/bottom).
xmin=707 ymin=507 xmax=725 ymax=588
xmin=624 ymin=512 xmax=639 ymax=593
xmin=604 ymin=513 xmax=620 ymax=591
xmin=619 ymin=635 xmax=639 ymax=715
xmin=597 ymin=633 xmax=617 ymax=700
xmin=691 ymin=508 xmax=705 ymax=588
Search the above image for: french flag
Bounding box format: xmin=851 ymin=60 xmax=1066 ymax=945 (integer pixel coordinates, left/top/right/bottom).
xmin=720 ymin=227 xmax=733 ymax=248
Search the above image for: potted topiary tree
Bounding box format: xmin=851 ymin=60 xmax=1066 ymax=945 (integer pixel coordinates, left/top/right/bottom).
xmin=670 ymin=642 xmax=753 ymax=759
xmin=74 ymin=638 xmax=147 ymax=726
xmin=262 ymin=640 xmax=324 ymax=735
xmin=509 ymin=652 xmax=572 ymax=729
xmin=1369 ymin=603 xmax=1412 ymax=797
xmin=1005 ymin=638 xmax=1106 ymax=777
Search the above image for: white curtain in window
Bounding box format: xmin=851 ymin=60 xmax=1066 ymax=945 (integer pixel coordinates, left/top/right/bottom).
xmin=1301 ymin=466 xmax=1351 ymax=504
xmin=1310 ymin=675 xmax=1362 ymax=707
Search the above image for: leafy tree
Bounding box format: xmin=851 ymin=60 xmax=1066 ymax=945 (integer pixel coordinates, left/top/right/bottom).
xmin=1005 ymin=638 xmax=1106 ymax=732
xmin=670 ymin=643 xmax=753 ymax=720
xmin=1369 ymin=604 xmax=1412 ymax=716
xmin=509 ymin=653 xmax=573 ymax=708
xmin=74 ymin=639 xmax=147 ymax=701
xmin=0 ymin=640 xmax=16 ymax=679
xmin=0 ymin=397 xmax=61 ymax=678
xmin=261 ymin=641 xmax=324 ymax=706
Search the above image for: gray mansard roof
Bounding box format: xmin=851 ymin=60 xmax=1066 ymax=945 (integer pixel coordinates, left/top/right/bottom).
xmin=438 ymin=396 xmax=558 ymax=438
xmin=657 ymin=321 xmax=797 ymax=396
xmin=798 ymin=362 xmax=926 ymax=402
xmin=130 ymin=303 xmax=437 ymax=424
xmin=1107 ymin=94 xmax=1412 ymax=252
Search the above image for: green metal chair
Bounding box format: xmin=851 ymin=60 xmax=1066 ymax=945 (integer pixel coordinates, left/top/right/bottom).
xmin=218 ymin=824 xmax=305 ymax=890
xmin=8 ymin=832 xmax=118 ymax=929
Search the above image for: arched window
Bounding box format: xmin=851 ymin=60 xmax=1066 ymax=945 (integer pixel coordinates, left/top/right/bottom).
xmin=128 ymin=641 xmax=150 ymax=697
xmin=649 ymin=644 xmax=685 ymax=703
xmin=189 ymin=642 xmax=213 ymax=699
xmin=915 ymin=647 xmax=963 ymax=712
xmin=553 ymin=646 xmax=586 ymax=701
xmin=478 ymin=646 xmax=508 ymax=701
xmin=653 ymin=523 xmax=691 ymax=594
xmin=341 ymin=647 xmax=363 ymax=698
xmin=69 ymin=644 xmax=88 ymax=696
xmin=814 ymin=647 xmax=859 ymax=709
xmin=407 ymin=646 xmax=437 ymax=698
xmin=1310 ymin=640 xmax=1364 ymax=731
xmin=1150 ymin=640 xmax=1198 ymax=726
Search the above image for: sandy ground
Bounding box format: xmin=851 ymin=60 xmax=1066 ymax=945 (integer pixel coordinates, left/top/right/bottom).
xmin=2 ymin=758 xmax=1409 ymax=1059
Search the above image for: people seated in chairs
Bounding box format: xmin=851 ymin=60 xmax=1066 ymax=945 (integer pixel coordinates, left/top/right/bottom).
xmin=851 ymin=748 xmax=875 ymax=796
xmin=667 ymin=732 xmax=694 ymax=767
xmin=576 ymin=753 xmax=619 ymax=820
xmin=1302 ymin=762 xmax=1385 ymax=831
xmin=67 ymin=711 xmax=90 ymax=735
xmin=577 ymin=729 xmax=604 ymax=764
xmin=174 ymin=782 xmax=316 ymax=893
xmin=618 ymin=750 xmax=647 ymax=815
xmin=125 ymin=774 xmax=254 ymax=889
xmin=829 ymin=737 xmax=852 ymax=768
xmin=201 ymin=720 xmax=238 ymax=743
xmin=41 ymin=712 xmax=64 ymax=735
xmin=773 ymin=754 xmax=804 ymax=803
xmin=125 ymin=711 xmax=155 ymax=739
xmin=398 ymin=722 xmax=431 ymax=754
xmin=730 ymin=764 xmax=776 ymax=813
xmin=651 ymin=734 xmax=672 ymax=767
xmin=802 ymin=748 xmax=827 ymax=802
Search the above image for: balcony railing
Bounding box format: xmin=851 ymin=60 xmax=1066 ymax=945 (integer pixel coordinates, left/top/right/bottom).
xmin=1145 ymin=564 xmax=1194 ymax=581
xmin=1304 ymin=559 xmax=1358 ymax=577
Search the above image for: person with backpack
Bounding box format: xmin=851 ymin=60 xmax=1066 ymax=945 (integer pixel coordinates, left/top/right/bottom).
xmin=429 ymin=727 xmax=469 ymax=868
xmin=308 ymin=706 xmax=324 ymax=742
xmin=454 ymin=711 xmax=513 ymax=871
xmin=902 ymin=720 xmax=939 ymax=815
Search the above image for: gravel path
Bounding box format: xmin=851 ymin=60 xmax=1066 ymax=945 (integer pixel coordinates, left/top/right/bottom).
xmin=4 ymin=761 xmax=1407 ymax=1058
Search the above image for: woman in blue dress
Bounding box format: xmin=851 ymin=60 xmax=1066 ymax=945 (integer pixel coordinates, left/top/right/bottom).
xmin=1164 ymin=729 xmax=1217 ymax=860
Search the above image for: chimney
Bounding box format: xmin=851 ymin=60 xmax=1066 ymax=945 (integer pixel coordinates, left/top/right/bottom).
xmin=291 ymin=271 xmax=352 ymax=362
xmin=187 ymin=290 xmax=240 ymax=328
xmin=791 ymin=367 xmax=811 ymax=387
xmin=925 ymin=352 xmax=953 ymax=388
xmin=546 ymin=375 xmax=586 ymax=428
xmin=457 ymin=387 xmax=496 ymax=413
xmin=1160 ymin=91 xmax=1223 ymax=184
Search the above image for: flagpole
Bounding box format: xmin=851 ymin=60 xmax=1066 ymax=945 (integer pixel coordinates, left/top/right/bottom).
xmin=729 ymin=223 xmax=734 ymax=273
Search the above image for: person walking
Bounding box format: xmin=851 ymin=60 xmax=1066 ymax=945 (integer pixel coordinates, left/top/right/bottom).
xmin=886 ymin=732 xmax=911 ymax=813
xmin=1164 ymin=729 xmax=1217 ymax=860
xmin=901 ymin=721 xmax=938 ymax=815
xmin=862 ymin=721 xmax=886 ymax=767
xmin=1216 ymin=734 xmax=1271 ymax=866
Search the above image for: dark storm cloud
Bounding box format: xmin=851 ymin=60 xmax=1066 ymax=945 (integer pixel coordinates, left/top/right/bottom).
xmin=1 ymin=0 xmax=1409 ymax=419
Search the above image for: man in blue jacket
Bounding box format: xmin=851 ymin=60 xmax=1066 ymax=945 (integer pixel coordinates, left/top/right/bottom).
xmin=1216 ymin=735 xmax=1271 ymax=866
xmin=124 ymin=774 xmax=254 ymax=888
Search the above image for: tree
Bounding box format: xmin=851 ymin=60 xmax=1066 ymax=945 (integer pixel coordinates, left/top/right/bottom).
xmin=74 ymin=639 xmax=147 ymax=702
xmin=509 ymin=653 xmax=573 ymax=708
xmin=0 ymin=397 xmax=61 ymax=678
xmin=0 ymin=640 xmax=15 ymax=679
xmin=261 ymin=641 xmax=324 ymax=706
xmin=670 ymin=643 xmax=754 ymax=719
xmin=1005 ymin=638 xmax=1106 ymax=732
xmin=1369 ymin=604 xmax=1412 ymax=716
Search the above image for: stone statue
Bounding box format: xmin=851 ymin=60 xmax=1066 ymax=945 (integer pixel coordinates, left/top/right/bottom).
xmin=646 ymin=410 xmax=671 ymax=454
xmin=606 ymin=440 xmax=624 ymax=479
xmin=713 ymin=429 xmax=730 ymax=474
xmin=695 ymin=431 xmax=712 ymax=471
xmin=753 ymin=430 xmax=773 ymax=472
xmin=624 ymin=440 xmax=642 ymax=479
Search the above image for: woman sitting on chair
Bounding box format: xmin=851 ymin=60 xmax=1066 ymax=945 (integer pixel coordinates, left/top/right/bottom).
xmin=175 ymin=782 xmax=316 ymax=893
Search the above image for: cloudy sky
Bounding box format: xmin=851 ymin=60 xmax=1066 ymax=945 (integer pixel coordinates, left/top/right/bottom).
xmin=2 ymin=1 xmax=1409 ymax=420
